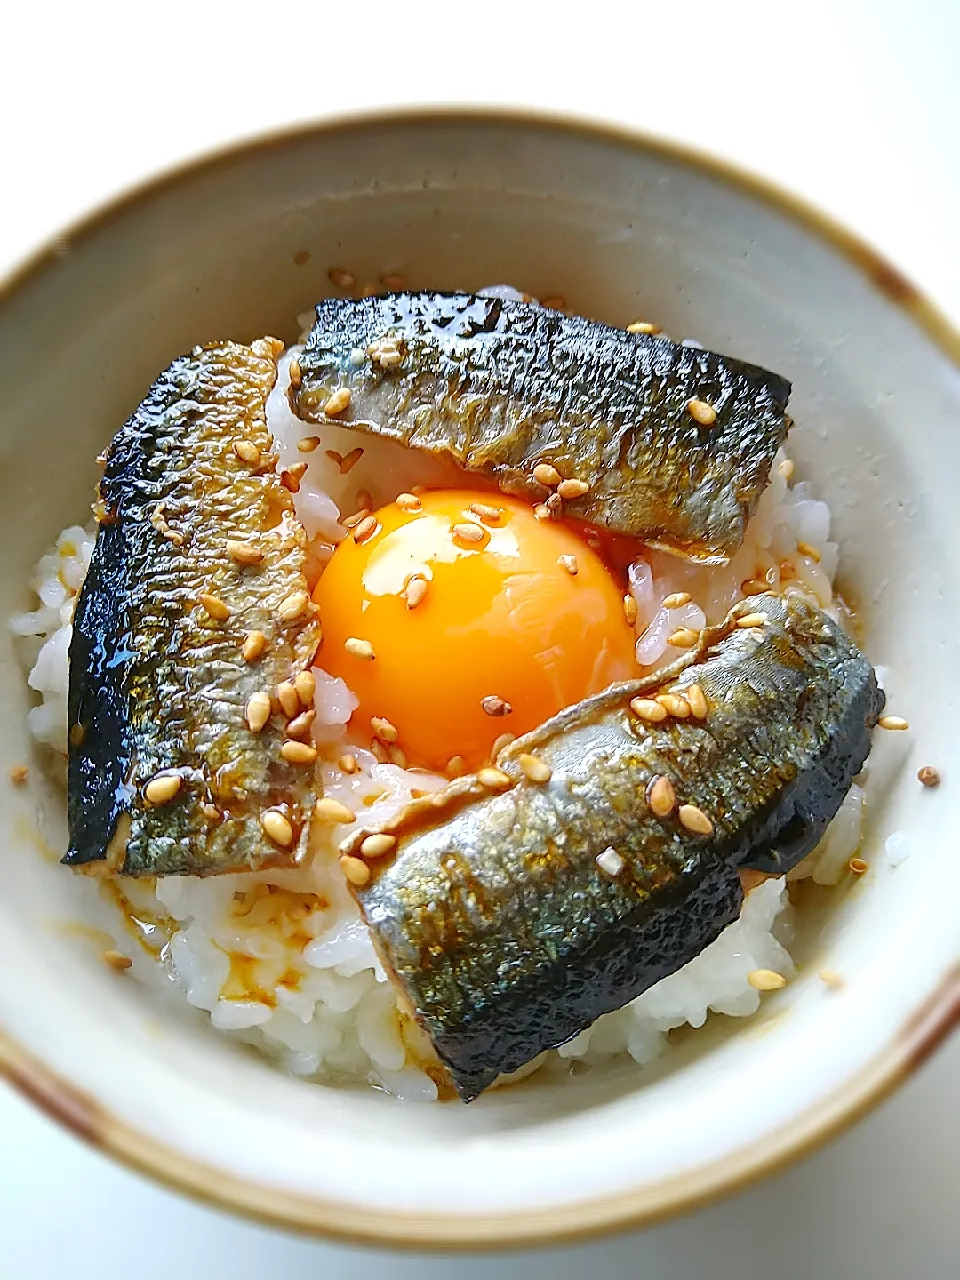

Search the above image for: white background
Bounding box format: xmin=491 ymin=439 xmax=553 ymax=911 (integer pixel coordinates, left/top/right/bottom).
xmin=1 ymin=3 xmax=958 ymax=1276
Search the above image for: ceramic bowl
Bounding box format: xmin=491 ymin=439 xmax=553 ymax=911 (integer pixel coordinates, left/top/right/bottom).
xmin=1 ymin=110 xmax=958 ymax=1249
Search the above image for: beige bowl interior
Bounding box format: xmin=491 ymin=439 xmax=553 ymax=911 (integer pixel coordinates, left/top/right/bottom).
xmin=0 ymin=113 xmax=958 ymax=1247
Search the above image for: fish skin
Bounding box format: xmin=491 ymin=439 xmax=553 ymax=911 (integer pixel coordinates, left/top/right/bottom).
xmin=293 ymin=293 xmax=792 ymax=562
xmin=65 ymin=339 xmax=322 ymax=877
xmin=348 ymin=593 xmax=883 ymax=1100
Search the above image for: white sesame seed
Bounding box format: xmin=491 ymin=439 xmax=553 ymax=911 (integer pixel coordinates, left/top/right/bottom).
xmin=277 ymin=591 xmax=309 ymax=623
xmin=518 ymin=753 xmax=552 ymax=783
xmin=452 ymin=522 xmax=486 ymax=544
xmin=285 ymin=709 xmax=316 ymax=740
xmin=144 ymin=773 xmax=182 ymax=805
xmin=878 ymin=715 xmax=909 ymax=731
xmin=661 ymin=592 xmax=692 ymax=610
xmin=340 ymin=855 xmax=371 ymax=886
xmin=747 ymin=969 xmax=787 ymax=991
xmin=199 ymin=593 xmax=231 ymax=622
xmin=630 ymin=698 xmax=668 ymax=723
xmin=481 ymin=695 xmax=513 ymax=717
xmin=737 ymin=612 xmax=768 ymax=629
xmin=277 ymin=681 xmax=300 ymax=717
xmin=297 ymin=435 xmax=321 ymax=453
xmin=226 ymin=539 xmax=263 ymax=565
xmin=233 ymin=440 xmax=261 ymax=465
xmin=404 ymin=576 xmax=429 ymax=609
xmin=281 ymin=740 xmax=318 ymax=765
xmin=323 ymin=388 xmax=352 ymax=417
xmin=295 ymin=670 xmax=316 ymax=706
xmin=371 ymin=716 xmax=399 ymax=743
xmin=818 ymin=968 xmax=845 ymax=989
xmin=533 ymin=463 xmax=562 ymax=487
xmin=477 ymin=767 xmax=511 ymax=791
xmin=241 ymin=631 xmax=268 ymax=662
xmin=396 ymin=492 xmax=422 ymax=512
xmin=678 ymin=803 xmax=714 ymax=836
xmin=558 ymin=555 xmax=579 ymax=576
xmin=685 ymin=683 xmax=709 ymax=719
xmin=647 ymin=774 xmax=676 ymax=818
xmin=557 ymin=478 xmax=590 ymax=501
xmin=345 ymin=637 xmax=375 ymax=660
xmin=687 ymin=398 xmax=717 ymax=427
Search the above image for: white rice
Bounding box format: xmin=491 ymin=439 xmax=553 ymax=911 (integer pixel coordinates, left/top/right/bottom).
xmin=11 ymin=317 xmax=867 ymax=1101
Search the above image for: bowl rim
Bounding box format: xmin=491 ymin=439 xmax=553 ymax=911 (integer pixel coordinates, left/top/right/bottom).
xmin=1 ymin=104 xmax=958 ymax=1251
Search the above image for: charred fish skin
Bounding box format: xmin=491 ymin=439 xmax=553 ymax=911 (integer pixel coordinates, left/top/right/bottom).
xmin=66 ymin=339 xmax=322 ymax=877
xmin=293 ymin=293 xmax=792 ymax=563
xmin=350 ymin=593 xmax=882 ymax=1100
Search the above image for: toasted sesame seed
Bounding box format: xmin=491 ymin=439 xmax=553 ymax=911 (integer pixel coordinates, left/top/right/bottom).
xmin=297 ymin=435 xmax=321 ymax=453
xmin=361 ymin=833 xmax=397 ymax=858
xmin=323 ymin=388 xmax=352 ymax=417
xmin=685 ymin=683 xmax=709 ymax=719
xmin=404 ymin=575 xmax=429 ymax=609
xmin=596 ymin=847 xmax=625 ymax=876
xmin=661 ymin=592 xmax=692 ymax=610
xmin=687 ymin=398 xmax=717 ymax=427
xmin=340 ymin=855 xmax=371 ymax=886
xmin=778 ymin=458 xmax=795 ymax=481
xmin=277 ymin=591 xmax=309 ymax=623
xmin=340 ymin=447 xmax=364 ymax=474
xmin=233 ymin=440 xmax=261 ymax=465
xmin=737 ymin=612 xmax=768 ymax=629
xmin=328 ymin=267 xmax=357 ymax=290
xmin=878 ymin=715 xmax=909 ymax=731
xmin=557 ymin=478 xmax=590 ymax=501
xmin=280 ymin=463 xmax=308 ymax=492
xmin=490 ymin=733 xmax=515 ymax=758
xmin=533 ymin=503 xmax=553 ymax=521
xmin=199 ymin=593 xmax=231 ymax=622
xmin=452 ymin=521 xmax=485 ymax=544
xmin=202 ymin=803 xmax=222 ymax=824
xmin=396 ymin=492 xmax=422 ymax=512
xmin=103 ymin=949 xmax=133 ymax=972
xmin=631 ymin=697 xmax=668 ymax=723
xmin=468 ymin=502 xmax=503 ymax=526
xmin=481 ymin=695 xmax=513 ymax=717
xmin=647 ymin=774 xmax=676 ymax=818
xmin=295 ymin=670 xmax=316 ymax=706
xmin=678 ymin=803 xmax=713 ymax=835
xmin=656 ymin=693 xmax=692 ymax=718
xmin=345 ymin=637 xmax=375 ymax=660
xmin=241 ymin=630 xmax=268 ymax=662
xmin=277 ymin=681 xmax=301 ymax=717
xmin=245 ymin=691 xmax=272 ymax=733
xmin=281 ymin=740 xmax=318 ymax=766
xmin=540 ymin=294 xmax=565 ymax=310
xmin=533 ymin=462 xmax=562 ymax=487
xmin=626 ymin=320 xmax=661 ymax=335
xmin=558 ymin=555 xmax=579 ymax=576
xmin=818 ymin=968 xmax=845 ymax=989
xmin=9 ymin=764 xmax=27 ymax=785
xmin=353 ymin=515 xmax=380 ymax=545
xmin=477 ymin=767 xmax=512 ymax=791
xmin=342 ymin=510 xmax=371 ymax=530
xmin=748 ymin=968 xmax=787 ymax=991
xmin=446 ymin=755 xmax=466 ymax=778
xmin=518 ymin=753 xmax=552 ymax=783
xmin=226 ymin=539 xmax=263 ymax=565
xmin=316 ymin=796 xmax=357 ymax=824
xmin=288 ymin=357 xmax=302 ymax=388
xmin=371 ymin=716 xmax=399 ymax=743
xmin=338 ymin=754 xmax=359 ymax=775
xmin=917 ymin=765 xmax=941 ymax=787
xmin=261 ymin=809 xmax=293 ymax=847
xmin=740 ymin=579 xmax=767 ymax=596
xmin=285 ymin=709 xmax=316 ymax=740
xmin=623 ymin=595 xmax=638 ymax=626
xmin=668 ymin=627 xmax=699 ymax=649
xmin=545 ymin=492 xmax=564 ymax=517
xmin=849 ymin=857 xmax=869 ymax=876
xmin=144 ymin=773 xmax=182 ymax=805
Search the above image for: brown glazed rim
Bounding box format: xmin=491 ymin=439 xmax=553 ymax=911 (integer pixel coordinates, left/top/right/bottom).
xmin=1 ymin=107 xmax=959 ymax=1251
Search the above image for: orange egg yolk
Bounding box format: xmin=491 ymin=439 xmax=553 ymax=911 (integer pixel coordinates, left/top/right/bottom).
xmin=313 ymin=490 xmax=637 ymax=773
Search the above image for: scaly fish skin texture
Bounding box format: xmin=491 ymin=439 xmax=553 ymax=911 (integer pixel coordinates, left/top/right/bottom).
xmin=66 ymin=339 xmax=322 ymax=877
xmin=351 ymin=593 xmax=882 ymax=1100
xmin=293 ymin=293 xmax=792 ymax=562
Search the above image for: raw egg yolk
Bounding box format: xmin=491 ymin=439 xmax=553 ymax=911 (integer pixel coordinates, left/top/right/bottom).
xmin=313 ymin=490 xmax=637 ymax=773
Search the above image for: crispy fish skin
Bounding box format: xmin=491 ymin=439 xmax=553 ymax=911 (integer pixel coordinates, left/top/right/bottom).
xmin=293 ymin=293 xmax=792 ymax=562
xmin=66 ymin=339 xmax=322 ymax=877
xmin=349 ymin=593 xmax=882 ymax=1100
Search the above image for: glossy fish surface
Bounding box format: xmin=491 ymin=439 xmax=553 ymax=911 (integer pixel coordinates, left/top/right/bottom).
xmin=66 ymin=339 xmax=322 ymax=877
xmin=347 ymin=593 xmax=883 ymax=1100
xmin=293 ymin=293 xmax=792 ymax=562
